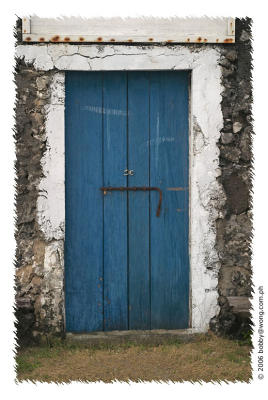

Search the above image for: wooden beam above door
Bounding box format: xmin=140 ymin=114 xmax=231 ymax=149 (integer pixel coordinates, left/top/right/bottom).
xmin=21 ymin=17 xmax=235 ymax=44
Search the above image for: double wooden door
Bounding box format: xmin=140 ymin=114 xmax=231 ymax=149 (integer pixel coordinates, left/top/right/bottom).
xmin=65 ymin=71 xmax=189 ymax=332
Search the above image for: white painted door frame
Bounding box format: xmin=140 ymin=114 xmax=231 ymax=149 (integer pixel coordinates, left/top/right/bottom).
xmin=16 ymin=43 xmax=226 ymax=332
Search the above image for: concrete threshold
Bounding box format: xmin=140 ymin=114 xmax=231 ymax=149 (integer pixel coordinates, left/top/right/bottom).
xmin=66 ymin=329 xmax=201 ymax=346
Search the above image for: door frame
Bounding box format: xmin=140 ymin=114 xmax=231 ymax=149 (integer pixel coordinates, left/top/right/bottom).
xmin=64 ymin=70 xmax=191 ymax=332
xmin=29 ymin=44 xmax=225 ymax=333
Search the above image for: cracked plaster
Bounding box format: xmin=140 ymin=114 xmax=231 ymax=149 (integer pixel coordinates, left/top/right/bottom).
xmin=16 ymin=43 xmax=225 ymax=332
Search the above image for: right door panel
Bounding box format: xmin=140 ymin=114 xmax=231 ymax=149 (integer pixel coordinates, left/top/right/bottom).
xmin=149 ymin=71 xmax=189 ymax=329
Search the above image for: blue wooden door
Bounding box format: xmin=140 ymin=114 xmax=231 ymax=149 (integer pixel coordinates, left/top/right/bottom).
xmin=65 ymin=71 xmax=189 ymax=332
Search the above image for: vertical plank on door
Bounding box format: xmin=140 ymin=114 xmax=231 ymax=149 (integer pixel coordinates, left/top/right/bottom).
xmin=128 ymin=72 xmax=150 ymax=329
xmin=65 ymin=72 xmax=103 ymax=332
xmin=103 ymin=72 xmax=128 ymax=330
xmin=150 ymin=71 xmax=189 ymax=329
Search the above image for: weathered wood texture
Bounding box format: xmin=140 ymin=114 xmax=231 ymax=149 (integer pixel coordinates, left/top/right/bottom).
xmin=103 ymin=72 xmax=128 ymax=331
xmin=65 ymin=71 xmax=189 ymax=332
xmin=128 ymin=72 xmax=150 ymax=329
xmin=22 ymin=17 xmax=235 ymax=43
xmin=65 ymin=72 xmax=104 ymax=332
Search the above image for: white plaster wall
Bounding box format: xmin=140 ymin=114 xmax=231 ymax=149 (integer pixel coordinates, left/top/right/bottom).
xmin=16 ymin=43 xmax=225 ymax=332
xmin=37 ymin=72 xmax=65 ymax=241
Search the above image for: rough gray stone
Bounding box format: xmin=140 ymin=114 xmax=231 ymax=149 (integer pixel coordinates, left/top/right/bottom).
xmin=240 ymin=134 xmax=251 ymax=162
xmin=225 ymin=50 xmax=237 ymax=62
xmin=221 ymin=146 xmax=241 ymax=163
xmin=222 ymin=174 xmax=249 ymax=214
xmin=221 ymin=132 xmax=234 ymax=144
xmin=222 ymin=66 xmax=235 ymax=78
xmin=240 ymin=30 xmax=251 ymax=42
xmin=213 ymin=18 xmax=252 ymax=338
xmin=233 ymin=121 xmax=243 ymax=133
xmin=36 ymin=76 xmax=49 ymax=91
xmin=15 ymin=61 xmax=63 ymax=345
xmin=219 ymin=58 xmax=232 ymax=69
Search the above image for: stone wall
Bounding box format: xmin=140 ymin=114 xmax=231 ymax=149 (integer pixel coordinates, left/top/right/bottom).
xmin=14 ymin=18 xmax=253 ymax=344
xmin=211 ymin=18 xmax=253 ymax=337
xmin=15 ymin=61 xmax=64 ymax=344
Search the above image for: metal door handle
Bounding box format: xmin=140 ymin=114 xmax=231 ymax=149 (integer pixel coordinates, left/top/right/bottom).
xmin=100 ymin=186 xmax=162 ymax=217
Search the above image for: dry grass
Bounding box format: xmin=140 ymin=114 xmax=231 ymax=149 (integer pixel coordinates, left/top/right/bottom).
xmin=16 ymin=332 xmax=252 ymax=383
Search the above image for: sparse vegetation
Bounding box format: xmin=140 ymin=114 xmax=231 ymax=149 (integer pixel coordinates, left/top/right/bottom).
xmin=16 ymin=332 xmax=252 ymax=382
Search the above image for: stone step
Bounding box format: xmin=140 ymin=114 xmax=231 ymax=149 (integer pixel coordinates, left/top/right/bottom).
xmin=66 ymin=329 xmax=201 ymax=346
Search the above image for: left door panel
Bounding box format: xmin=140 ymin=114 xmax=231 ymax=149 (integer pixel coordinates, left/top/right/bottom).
xmin=65 ymin=72 xmax=104 ymax=332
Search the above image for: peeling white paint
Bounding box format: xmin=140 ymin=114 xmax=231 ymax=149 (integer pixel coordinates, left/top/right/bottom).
xmin=50 ymin=72 xmax=65 ymax=105
xmin=82 ymin=105 xmax=128 ymax=116
xmin=16 ymin=44 xmax=224 ymax=333
xmin=37 ymin=73 xmax=65 ymax=241
xmin=16 ymin=44 xmax=53 ymax=71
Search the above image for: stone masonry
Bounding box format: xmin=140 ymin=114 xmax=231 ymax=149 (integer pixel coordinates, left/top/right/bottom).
xmin=14 ymin=18 xmax=253 ymax=344
xmin=210 ymin=18 xmax=253 ymax=337
xmin=15 ymin=62 xmax=64 ymax=344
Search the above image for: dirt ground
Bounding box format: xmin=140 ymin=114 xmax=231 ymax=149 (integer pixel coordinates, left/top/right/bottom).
xmin=16 ymin=332 xmax=252 ymax=383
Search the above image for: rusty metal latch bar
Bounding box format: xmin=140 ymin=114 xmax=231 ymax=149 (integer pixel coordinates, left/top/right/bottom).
xmin=100 ymin=186 xmax=162 ymax=217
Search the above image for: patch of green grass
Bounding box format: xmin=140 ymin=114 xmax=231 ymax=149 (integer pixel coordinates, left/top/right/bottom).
xmin=16 ymin=356 xmax=41 ymax=374
xmin=32 ymin=347 xmax=59 ymax=359
xmin=238 ymin=330 xmax=252 ymax=346
xmin=224 ymin=350 xmax=250 ymax=364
